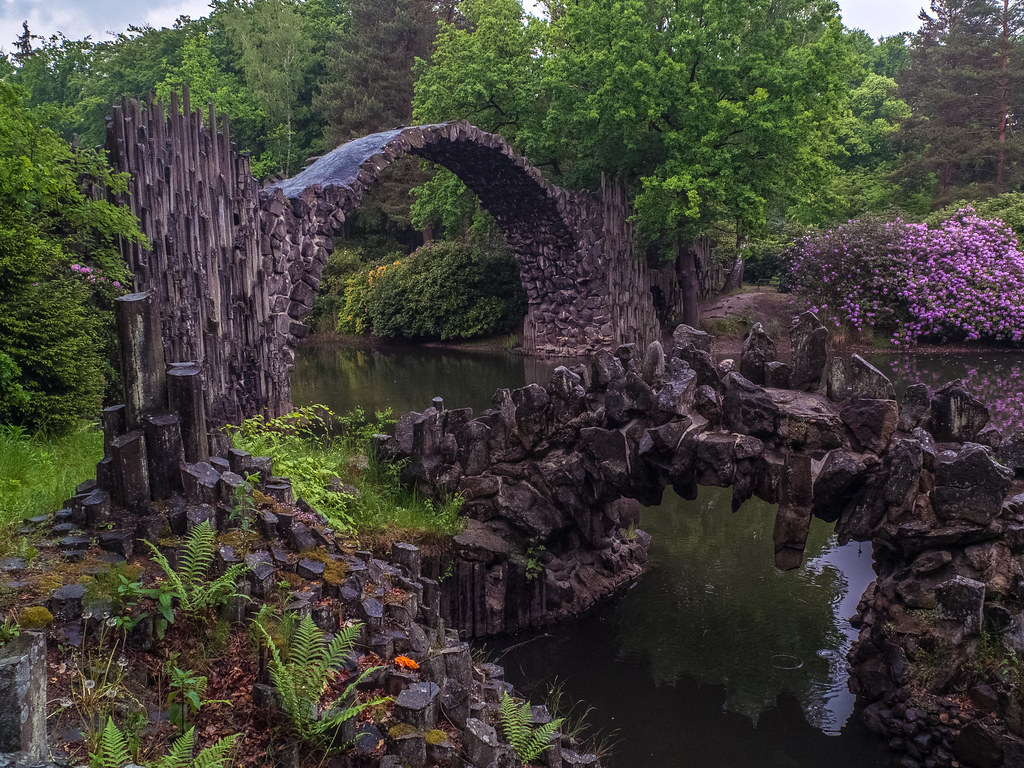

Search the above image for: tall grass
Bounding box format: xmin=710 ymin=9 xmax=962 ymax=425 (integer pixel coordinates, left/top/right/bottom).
xmin=227 ymin=405 xmax=463 ymax=545
xmin=0 ymin=423 xmax=103 ymax=544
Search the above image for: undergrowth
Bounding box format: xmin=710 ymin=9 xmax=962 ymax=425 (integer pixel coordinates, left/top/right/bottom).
xmin=0 ymin=422 xmax=103 ymax=551
xmin=227 ymin=405 xmax=464 ymax=542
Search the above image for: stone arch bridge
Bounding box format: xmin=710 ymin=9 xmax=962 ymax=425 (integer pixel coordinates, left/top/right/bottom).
xmin=106 ymin=95 xmax=673 ymax=425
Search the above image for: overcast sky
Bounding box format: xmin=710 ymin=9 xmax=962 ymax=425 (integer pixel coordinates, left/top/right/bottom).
xmin=0 ymin=0 xmax=925 ymax=57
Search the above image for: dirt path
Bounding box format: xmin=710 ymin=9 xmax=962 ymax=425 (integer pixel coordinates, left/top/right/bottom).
xmin=695 ymin=287 xmax=793 ymax=357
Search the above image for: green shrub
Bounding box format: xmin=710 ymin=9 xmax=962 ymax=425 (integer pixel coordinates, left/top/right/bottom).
xmin=345 ymin=241 xmax=526 ymax=341
xmin=0 ymin=82 xmax=142 ymax=433
xmin=308 ymin=246 xmax=364 ymax=333
xmin=928 ymin=192 xmax=1024 ymax=236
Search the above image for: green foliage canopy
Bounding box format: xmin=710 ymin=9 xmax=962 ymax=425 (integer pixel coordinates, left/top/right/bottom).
xmin=0 ymin=82 xmax=142 ymax=433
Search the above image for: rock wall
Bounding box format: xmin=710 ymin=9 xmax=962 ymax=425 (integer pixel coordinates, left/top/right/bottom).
xmin=105 ymin=95 xmax=281 ymax=426
xmin=106 ymin=95 xmax=676 ymax=426
xmin=382 ymin=312 xmax=1024 ymax=766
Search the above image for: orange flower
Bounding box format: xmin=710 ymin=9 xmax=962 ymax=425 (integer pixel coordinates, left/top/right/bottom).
xmin=393 ymin=655 xmax=420 ymax=670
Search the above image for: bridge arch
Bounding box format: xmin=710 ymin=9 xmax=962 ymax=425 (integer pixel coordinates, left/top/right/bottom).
xmin=106 ymin=99 xmax=668 ymax=424
xmin=260 ymin=121 xmax=620 ymax=359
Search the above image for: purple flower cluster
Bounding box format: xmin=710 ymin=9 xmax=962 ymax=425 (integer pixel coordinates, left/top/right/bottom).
xmin=787 ymin=210 xmax=1024 ymax=346
xmin=70 ymin=263 xmax=123 ymax=290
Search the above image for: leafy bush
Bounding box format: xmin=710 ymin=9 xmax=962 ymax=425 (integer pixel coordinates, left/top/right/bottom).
xmin=307 ymin=247 xmax=364 ymax=333
xmin=784 ymin=215 xmax=911 ymax=334
xmin=786 ymin=210 xmax=1024 ymax=345
xmin=0 ymin=82 xmax=142 ymax=433
xmin=338 ymin=241 xmax=526 ymax=341
xmin=928 ymin=192 xmax=1024 ymax=237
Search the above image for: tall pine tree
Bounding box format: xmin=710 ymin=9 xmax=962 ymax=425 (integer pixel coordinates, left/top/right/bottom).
xmin=897 ymin=0 xmax=1024 ymax=202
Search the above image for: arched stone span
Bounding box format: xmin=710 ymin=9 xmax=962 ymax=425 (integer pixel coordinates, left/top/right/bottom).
xmin=104 ymin=98 xmax=673 ymax=425
xmin=260 ymin=121 xmax=654 ymax=359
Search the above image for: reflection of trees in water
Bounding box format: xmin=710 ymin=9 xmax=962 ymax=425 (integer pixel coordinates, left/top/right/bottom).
xmin=292 ymin=344 xmax=546 ymax=415
xmin=866 ymin=353 xmax=1024 ymax=432
xmin=616 ymin=487 xmax=846 ymax=724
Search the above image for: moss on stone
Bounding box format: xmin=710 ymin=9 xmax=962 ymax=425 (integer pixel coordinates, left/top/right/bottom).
xmin=424 ymin=729 xmax=448 ymax=746
xmin=388 ymin=723 xmax=418 ymax=739
xmin=323 ymin=559 xmax=348 ymax=586
xmin=17 ymin=606 xmax=54 ymax=629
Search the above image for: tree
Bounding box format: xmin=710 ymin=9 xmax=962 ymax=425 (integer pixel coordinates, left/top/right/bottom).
xmin=415 ymin=0 xmax=855 ymax=323
xmin=222 ymin=0 xmax=315 ymax=176
xmin=317 ymin=0 xmax=456 ymax=142
xmin=0 ymin=83 xmax=143 ymax=433
xmin=413 ymin=0 xmax=547 ymax=238
xmin=897 ymin=0 xmax=1024 ymax=203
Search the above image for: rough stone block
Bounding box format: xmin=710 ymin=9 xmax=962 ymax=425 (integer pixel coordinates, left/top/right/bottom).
xmin=393 ymin=681 xmax=440 ymax=730
xmin=937 ymin=576 xmax=986 ymax=635
xmin=0 ymin=631 xmax=47 ymax=758
xmin=464 ymin=718 xmax=499 ymax=768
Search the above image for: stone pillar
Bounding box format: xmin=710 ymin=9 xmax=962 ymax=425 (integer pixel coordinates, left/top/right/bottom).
xmin=0 ymin=631 xmax=47 ymax=759
xmin=143 ymin=414 xmax=185 ymax=500
xmin=115 ymin=292 xmax=167 ymax=430
xmin=167 ymin=363 xmax=209 ymax=463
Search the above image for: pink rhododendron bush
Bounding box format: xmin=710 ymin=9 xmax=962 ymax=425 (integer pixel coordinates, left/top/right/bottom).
xmin=786 ymin=209 xmax=1024 ymax=345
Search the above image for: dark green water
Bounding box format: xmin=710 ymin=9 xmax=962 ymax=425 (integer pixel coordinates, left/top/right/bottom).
xmin=292 ymin=342 xmax=1023 ymax=768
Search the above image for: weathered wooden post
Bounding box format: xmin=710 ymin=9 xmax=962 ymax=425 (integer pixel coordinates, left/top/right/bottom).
xmin=115 ymin=292 xmax=167 ymax=430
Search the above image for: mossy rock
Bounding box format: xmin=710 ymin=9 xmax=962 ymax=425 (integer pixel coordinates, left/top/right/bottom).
xmin=323 ymin=559 xmax=348 ymax=586
xmin=17 ymin=606 xmax=54 ymax=629
xmin=388 ymin=723 xmax=419 ymax=739
xmin=424 ymin=729 xmax=449 ymax=746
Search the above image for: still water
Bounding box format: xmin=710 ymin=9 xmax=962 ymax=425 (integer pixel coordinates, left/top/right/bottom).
xmin=293 ymin=343 xmax=1022 ymax=768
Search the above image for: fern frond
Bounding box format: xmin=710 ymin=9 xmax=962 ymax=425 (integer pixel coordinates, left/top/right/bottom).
xmin=180 ymin=521 xmax=217 ymax=594
xmin=499 ymin=692 xmax=563 ymax=765
xmin=151 ymin=727 xmax=195 ymax=768
xmin=325 ymin=622 xmax=361 ymax=670
xmin=202 ymin=564 xmax=248 ymax=610
xmin=521 ymin=719 xmax=563 ymax=762
xmin=317 ymin=694 xmax=389 ymax=736
xmin=90 ymin=718 xmax=131 ymax=768
xmin=144 ymin=540 xmax=189 ymax=605
xmin=194 ymin=734 xmax=238 ymax=768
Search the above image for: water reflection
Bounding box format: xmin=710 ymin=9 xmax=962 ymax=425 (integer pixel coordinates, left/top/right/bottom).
xmin=292 ymin=342 xmax=574 ymax=416
xmin=865 ymin=351 xmax=1024 ymax=432
xmin=493 ymin=487 xmax=891 ymax=767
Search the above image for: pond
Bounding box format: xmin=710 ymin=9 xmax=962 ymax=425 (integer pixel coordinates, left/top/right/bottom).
xmin=293 ymin=342 xmax=1022 ymax=768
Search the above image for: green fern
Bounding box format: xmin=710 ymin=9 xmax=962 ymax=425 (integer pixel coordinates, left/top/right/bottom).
xmin=499 ymin=691 xmax=563 ymax=766
xmin=257 ymin=613 xmax=388 ymax=749
xmin=90 ymin=718 xmax=131 ymax=768
xmin=145 ymin=520 xmax=247 ymax=617
xmin=151 ymin=727 xmax=237 ymax=768
xmin=91 ymin=718 xmax=237 ymax=768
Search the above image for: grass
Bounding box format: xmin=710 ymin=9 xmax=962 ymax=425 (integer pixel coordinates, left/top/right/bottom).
xmin=700 ymin=313 xmax=754 ymax=339
xmin=0 ymin=423 xmax=103 ymax=551
xmin=227 ymin=405 xmax=464 ymax=548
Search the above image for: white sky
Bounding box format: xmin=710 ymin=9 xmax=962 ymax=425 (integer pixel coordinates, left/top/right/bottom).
xmin=0 ymin=0 xmax=925 ymax=57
